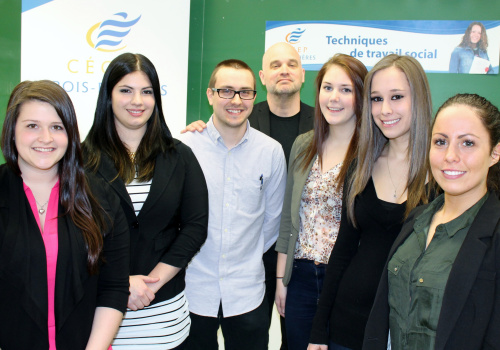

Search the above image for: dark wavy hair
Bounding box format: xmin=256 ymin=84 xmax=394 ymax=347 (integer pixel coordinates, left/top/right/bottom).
xmin=433 ymin=93 xmax=500 ymax=192
xmin=459 ymin=22 xmax=488 ymax=51
xmin=83 ymin=53 xmax=174 ymax=184
xmin=297 ymin=54 xmax=367 ymax=191
xmin=1 ymin=80 xmax=107 ymax=274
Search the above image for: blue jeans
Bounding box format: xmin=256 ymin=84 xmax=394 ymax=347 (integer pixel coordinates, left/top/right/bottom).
xmin=285 ymin=259 xmax=326 ymax=350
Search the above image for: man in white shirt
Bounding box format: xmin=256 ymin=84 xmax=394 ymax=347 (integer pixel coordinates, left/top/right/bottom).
xmin=180 ymin=59 xmax=287 ymax=350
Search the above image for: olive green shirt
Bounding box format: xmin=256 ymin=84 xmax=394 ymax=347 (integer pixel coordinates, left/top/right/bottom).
xmin=388 ymin=192 xmax=489 ymax=350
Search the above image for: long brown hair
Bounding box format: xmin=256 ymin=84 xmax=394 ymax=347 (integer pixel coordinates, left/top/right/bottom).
xmin=347 ymin=55 xmax=432 ymax=224
xmin=459 ymin=22 xmax=488 ymax=51
xmin=297 ymin=54 xmax=367 ymax=191
xmin=1 ymin=80 xmax=107 ymax=274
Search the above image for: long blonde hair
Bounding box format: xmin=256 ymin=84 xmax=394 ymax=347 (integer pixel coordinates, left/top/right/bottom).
xmin=347 ymin=55 xmax=432 ymax=225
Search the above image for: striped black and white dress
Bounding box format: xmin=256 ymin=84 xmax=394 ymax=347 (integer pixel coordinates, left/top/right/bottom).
xmin=112 ymin=176 xmax=190 ymax=349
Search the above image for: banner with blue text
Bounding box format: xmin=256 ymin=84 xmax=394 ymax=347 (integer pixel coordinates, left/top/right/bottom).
xmin=265 ymin=21 xmax=500 ymax=74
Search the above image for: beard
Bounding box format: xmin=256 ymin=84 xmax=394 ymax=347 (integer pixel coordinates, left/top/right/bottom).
xmin=268 ymin=83 xmax=301 ymax=97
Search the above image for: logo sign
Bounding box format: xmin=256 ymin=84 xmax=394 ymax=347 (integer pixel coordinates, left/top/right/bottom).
xmin=87 ymin=12 xmax=141 ymax=52
xmin=22 ymin=0 xmax=191 ymax=137
xmin=286 ymin=28 xmax=305 ymax=44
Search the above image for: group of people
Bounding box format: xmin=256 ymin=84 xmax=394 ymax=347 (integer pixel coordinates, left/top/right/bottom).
xmin=0 ymin=54 xmax=209 ymax=350
xmin=0 ymin=40 xmax=499 ymax=350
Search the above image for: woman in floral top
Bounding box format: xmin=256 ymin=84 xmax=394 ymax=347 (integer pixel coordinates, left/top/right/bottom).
xmin=275 ymin=54 xmax=367 ymax=350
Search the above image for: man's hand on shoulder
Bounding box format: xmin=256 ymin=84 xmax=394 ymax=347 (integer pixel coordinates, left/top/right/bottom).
xmin=181 ymin=120 xmax=207 ymax=133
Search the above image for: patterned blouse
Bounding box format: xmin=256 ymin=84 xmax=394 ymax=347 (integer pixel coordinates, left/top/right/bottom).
xmin=294 ymin=157 xmax=343 ymax=264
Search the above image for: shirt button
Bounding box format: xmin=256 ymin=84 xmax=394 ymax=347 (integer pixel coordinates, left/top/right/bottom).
xmin=394 ymin=267 xmax=398 ymax=272
xmin=419 ymin=278 xmax=424 ymax=283
xmin=222 ymin=254 xmax=226 ymax=258
xmin=290 ymin=233 xmax=293 ymax=237
xmin=226 ymin=203 xmax=229 ymax=207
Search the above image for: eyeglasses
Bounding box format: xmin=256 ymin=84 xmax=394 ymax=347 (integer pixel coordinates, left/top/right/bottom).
xmin=211 ymin=88 xmax=256 ymax=100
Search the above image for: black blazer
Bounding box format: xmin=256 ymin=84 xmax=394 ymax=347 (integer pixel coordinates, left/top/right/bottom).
xmin=248 ymin=100 xmax=314 ymax=137
xmin=0 ymin=165 xmax=130 ymax=350
xmin=363 ymin=193 xmax=500 ymax=350
xmin=87 ymin=139 xmax=209 ymax=304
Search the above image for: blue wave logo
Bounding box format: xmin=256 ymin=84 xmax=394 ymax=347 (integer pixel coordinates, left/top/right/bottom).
xmin=86 ymin=12 xmax=141 ymax=52
xmin=286 ymin=28 xmax=306 ymax=44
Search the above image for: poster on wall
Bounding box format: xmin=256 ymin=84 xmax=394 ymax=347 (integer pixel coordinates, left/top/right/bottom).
xmin=265 ymin=20 xmax=500 ymax=74
xmin=21 ymin=0 xmax=190 ymax=137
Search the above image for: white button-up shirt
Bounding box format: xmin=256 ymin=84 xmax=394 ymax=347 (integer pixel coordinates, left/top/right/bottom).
xmin=179 ymin=117 xmax=286 ymax=317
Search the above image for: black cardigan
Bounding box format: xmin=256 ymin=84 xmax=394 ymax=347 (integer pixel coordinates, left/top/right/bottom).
xmin=363 ymin=192 xmax=500 ymax=350
xmin=85 ymin=139 xmax=209 ymax=303
xmin=0 ymin=165 xmax=130 ymax=350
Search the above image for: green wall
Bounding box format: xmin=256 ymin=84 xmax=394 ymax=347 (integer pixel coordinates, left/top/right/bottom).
xmin=0 ymin=0 xmax=21 ymax=163
xmin=186 ymin=0 xmax=500 ymax=123
xmin=2 ymin=1 xmax=500 ymax=151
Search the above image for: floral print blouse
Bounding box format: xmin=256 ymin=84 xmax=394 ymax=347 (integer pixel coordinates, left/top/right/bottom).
xmin=294 ymin=157 xmax=343 ymax=264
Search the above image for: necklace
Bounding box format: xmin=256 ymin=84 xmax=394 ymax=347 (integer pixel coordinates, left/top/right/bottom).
xmin=35 ymin=199 xmax=49 ymax=215
xmin=128 ymin=151 xmax=136 ymax=162
xmin=386 ymin=156 xmax=402 ymax=199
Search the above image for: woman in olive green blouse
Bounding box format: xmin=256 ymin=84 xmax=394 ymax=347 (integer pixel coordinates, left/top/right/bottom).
xmin=363 ymin=93 xmax=500 ymax=350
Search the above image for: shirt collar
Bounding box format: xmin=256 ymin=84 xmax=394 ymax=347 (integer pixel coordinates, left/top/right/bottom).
xmin=206 ymin=115 xmax=250 ymax=148
xmin=414 ymin=192 xmax=489 ymax=238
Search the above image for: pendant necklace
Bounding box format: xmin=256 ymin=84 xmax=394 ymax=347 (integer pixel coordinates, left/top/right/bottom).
xmin=36 ymin=199 xmax=49 ymax=215
xmin=128 ymin=151 xmax=136 ymax=162
xmin=386 ymin=156 xmax=402 ymax=199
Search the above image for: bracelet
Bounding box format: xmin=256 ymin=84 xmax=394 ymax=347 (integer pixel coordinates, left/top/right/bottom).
xmin=276 ymin=277 xmax=283 ymax=279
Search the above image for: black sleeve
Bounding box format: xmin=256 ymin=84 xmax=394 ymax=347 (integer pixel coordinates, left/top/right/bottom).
xmin=93 ymin=178 xmax=131 ymax=314
xmin=159 ymin=143 xmax=209 ymax=268
xmin=309 ymin=182 xmax=361 ymax=344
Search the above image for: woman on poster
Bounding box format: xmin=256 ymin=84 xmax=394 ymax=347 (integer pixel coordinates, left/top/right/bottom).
xmin=449 ymin=22 xmax=494 ymax=74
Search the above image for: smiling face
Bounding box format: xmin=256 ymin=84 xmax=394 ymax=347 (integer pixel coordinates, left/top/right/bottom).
xmin=469 ymin=24 xmax=482 ymax=45
xmin=319 ymin=64 xmax=356 ymax=130
xmin=207 ymin=67 xmax=256 ymax=131
xmin=111 ymin=70 xmax=155 ymax=137
xmin=259 ymin=42 xmax=305 ymax=97
xmin=15 ymin=100 xmax=68 ymax=176
xmin=430 ymin=104 xmax=500 ymax=203
xmin=370 ymin=66 xmax=413 ymax=143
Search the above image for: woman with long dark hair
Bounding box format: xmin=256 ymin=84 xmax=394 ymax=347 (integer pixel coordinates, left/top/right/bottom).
xmin=309 ymin=55 xmax=432 ymax=350
xmin=0 ymin=80 xmax=130 ymax=349
xmin=364 ymin=93 xmax=500 ymax=350
xmin=83 ymin=53 xmax=208 ymax=349
xmin=275 ymin=53 xmax=367 ymax=350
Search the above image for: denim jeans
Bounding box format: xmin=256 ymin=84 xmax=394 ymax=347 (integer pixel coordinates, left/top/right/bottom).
xmin=285 ymin=259 xmax=327 ymax=350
